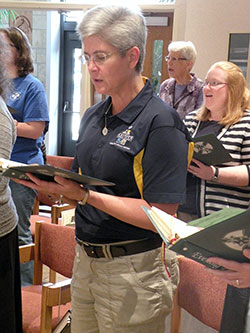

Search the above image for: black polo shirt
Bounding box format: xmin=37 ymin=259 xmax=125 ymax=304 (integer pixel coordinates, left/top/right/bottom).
xmin=73 ymin=79 xmax=191 ymax=243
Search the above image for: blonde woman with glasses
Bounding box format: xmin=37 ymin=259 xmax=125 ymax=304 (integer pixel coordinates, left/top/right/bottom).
xmin=179 ymin=60 xmax=250 ymax=333
xmin=179 ymin=61 xmax=250 ymax=221
xmin=159 ymin=40 xmax=204 ymax=120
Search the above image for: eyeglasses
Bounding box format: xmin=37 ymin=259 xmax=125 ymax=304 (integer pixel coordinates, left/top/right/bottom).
xmin=204 ymin=81 xmax=227 ymax=88
xmin=80 ymin=52 xmax=113 ymax=65
xmin=165 ymin=55 xmax=187 ymax=62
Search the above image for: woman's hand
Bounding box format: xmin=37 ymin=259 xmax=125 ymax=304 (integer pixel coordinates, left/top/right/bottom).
xmin=188 ymin=161 xmax=249 ymax=186
xmin=188 ymin=158 xmax=214 ymax=180
xmin=206 ymin=249 xmax=250 ymax=289
xmin=13 ymin=173 xmax=87 ymax=206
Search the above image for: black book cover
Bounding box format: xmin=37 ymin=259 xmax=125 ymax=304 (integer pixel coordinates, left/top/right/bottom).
xmin=2 ymin=163 xmax=114 ymax=187
xmin=193 ymin=133 xmax=233 ymax=165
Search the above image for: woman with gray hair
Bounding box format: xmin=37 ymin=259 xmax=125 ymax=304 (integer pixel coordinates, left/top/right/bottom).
xmin=14 ymin=5 xmax=191 ymax=332
xmin=0 ymin=39 xmax=22 ymax=332
xmin=159 ymin=40 xmax=204 ymax=120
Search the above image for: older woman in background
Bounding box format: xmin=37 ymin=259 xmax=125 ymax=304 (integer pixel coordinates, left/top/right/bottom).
xmin=0 ymin=39 xmax=22 ymax=332
xmin=159 ymin=40 xmax=204 ymax=120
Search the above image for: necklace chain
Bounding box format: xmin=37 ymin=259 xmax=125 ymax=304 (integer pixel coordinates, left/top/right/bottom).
xmin=102 ymin=102 xmax=112 ymax=136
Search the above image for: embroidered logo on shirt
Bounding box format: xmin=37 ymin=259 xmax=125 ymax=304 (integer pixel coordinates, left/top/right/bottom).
xmin=110 ymin=126 xmax=134 ymax=150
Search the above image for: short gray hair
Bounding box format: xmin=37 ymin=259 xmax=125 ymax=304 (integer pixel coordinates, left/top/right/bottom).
xmin=77 ymin=5 xmax=147 ymax=73
xmin=168 ymin=41 xmax=197 ymax=63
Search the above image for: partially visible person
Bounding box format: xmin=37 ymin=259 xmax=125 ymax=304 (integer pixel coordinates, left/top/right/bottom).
xmin=178 ymin=61 xmax=250 ymax=222
xmin=207 ymin=249 xmax=250 ymax=333
xmin=0 ymin=27 xmax=50 ymax=285
xmin=159 ymin=40 xmax=204 ymax=120
xmin=13 ymin=4 xmax=192 ymax=332
xmin=0 ymin=38 xmax=22 ymax=333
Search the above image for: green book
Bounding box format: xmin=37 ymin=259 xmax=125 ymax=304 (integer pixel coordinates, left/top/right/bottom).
xmin=142 ymin=206 xmax=250 ymax=270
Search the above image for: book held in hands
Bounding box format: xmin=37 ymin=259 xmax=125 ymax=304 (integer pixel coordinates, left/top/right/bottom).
xmin=0 ymin=158 xmax=114 ymax=186
xmin=192 ymin=133 xmax=233 ymax=165
xmin=142 ymin=206 xmax=250 ymax=270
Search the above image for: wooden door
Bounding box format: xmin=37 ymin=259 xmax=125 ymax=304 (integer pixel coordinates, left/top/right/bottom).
xmin=142 ymin=13 xmax=173 ymax=93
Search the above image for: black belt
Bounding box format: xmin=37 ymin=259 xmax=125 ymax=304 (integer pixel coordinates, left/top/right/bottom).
xmin=76 ymin=237 xmax=162 ymax=259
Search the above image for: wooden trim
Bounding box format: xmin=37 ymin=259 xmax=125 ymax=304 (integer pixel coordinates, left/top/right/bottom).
xmin=44 ymin=279 xmax=71 ymax=306
xmin=33 ymin=221 xmax=43 ymax=285
xmin=0 ymin=1 xmax=88 ymax=11
xmin=19 ymin=243 xmax=35 ymax=263
xmin=0 ymin=1 xmax=175 ymax=13
xmin=170 ymin=289 xmax=182 ymax=333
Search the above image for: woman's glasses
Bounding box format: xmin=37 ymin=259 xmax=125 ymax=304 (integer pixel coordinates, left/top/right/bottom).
xmin=204 ymin=81 xmax=227 ymax=88
xmin=80 ymin=52 xmax=113 ymax=65
xmin=165 ymin=55 xmax=187 ymax=62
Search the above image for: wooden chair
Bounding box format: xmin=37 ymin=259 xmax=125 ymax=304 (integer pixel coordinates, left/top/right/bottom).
xmin=170 ymin=256 xmax=227 ymax=333
xmin=31 ymin=154 xmax=75 ymax=226
xmin=20 ymin=221 xmax=76 ymax=333
xmin=29 ymin=155 xmax=75 ymax=282
xmin=32 ymin=155 xmax=75 ymax=216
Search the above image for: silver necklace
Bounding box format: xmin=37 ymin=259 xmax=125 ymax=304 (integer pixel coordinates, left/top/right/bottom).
xmin=102 ymin=103 xmax=112 ymax=136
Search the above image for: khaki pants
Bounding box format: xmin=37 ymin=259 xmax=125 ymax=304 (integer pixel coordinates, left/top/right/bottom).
xmin=71 ymin=244 xmax=179 ymax=333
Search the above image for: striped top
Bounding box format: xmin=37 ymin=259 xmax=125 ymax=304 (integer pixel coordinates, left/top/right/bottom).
xmin=184 ymin=109 xmax=250 ymax=216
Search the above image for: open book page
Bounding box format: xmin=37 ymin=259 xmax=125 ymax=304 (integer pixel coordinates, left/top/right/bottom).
xmin=142 ymin=206 xmax=200 ymax=244
xmin=143 ymin=206 xmax=250 ymax=269
xmin=0 ymin=158 xmax=26 ymax=172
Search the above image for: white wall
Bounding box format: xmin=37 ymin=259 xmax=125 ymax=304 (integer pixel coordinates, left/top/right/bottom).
xmin=173 ymin=0 xmax=250 ymax=81
xmin=46 ymin=11 xmax=60 ymax=155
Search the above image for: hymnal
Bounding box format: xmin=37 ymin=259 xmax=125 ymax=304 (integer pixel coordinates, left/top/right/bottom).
xmin=0 ymin=158 xmax=114 ymax=187
xmin=193 ymin=133 xmax=233 ymax=165
xmin=142 ymin=206 xmax=250 ymax=270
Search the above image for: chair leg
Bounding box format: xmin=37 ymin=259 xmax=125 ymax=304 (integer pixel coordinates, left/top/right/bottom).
xmin=40 ymin=285 xmax=53 ymax=333
xmin=49 ymin=269 xmax=57 ymax=283
xmin=170 ymin=289 xmax=182 ymax=333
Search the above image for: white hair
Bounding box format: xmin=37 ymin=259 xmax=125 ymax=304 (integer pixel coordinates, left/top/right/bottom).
xmin=168 ymin=41 xmax=197 ymax=63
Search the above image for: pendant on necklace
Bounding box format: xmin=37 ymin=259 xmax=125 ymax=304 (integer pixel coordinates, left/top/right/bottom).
xmin=102 ymin=127 xmax=108 ymax=136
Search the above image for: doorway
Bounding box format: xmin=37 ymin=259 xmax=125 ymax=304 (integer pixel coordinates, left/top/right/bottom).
xmin=58 ymin=19 xmax=82 ymax=156
xmin=142 ymin=13 xmax=173 ymax=92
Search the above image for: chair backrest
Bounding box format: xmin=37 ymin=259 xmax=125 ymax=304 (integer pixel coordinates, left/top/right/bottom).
xmin=36 ymin=155 xmax=74 ymax=207
xmin=20 ymin=222 xmax=74 ymax=333
xmin=171 ymin=256 xmax=227 ymax=332
xmin=33 ymin=222 xmax=76 ymax=284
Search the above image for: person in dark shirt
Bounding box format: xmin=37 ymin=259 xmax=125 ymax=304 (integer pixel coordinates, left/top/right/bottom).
xmin=14 ymin=5 xmax=191 ymax=332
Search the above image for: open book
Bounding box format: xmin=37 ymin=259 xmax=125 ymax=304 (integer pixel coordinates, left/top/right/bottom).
xmin=142 ymin=206 xmax=250 ymax=270
xmin=193 ymin=133 xmax=233 ymax=165
xmin=0 ymin=158 xmax=114 ymax=187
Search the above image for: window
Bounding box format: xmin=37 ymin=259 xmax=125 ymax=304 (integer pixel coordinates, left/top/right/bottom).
xmin=228 ymin=33 xmax=250 ymax=78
